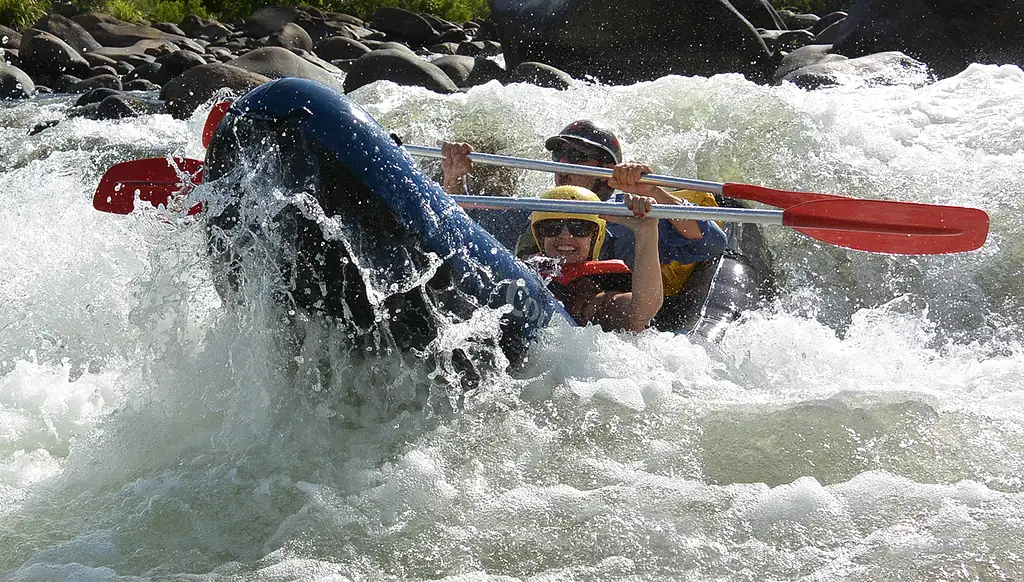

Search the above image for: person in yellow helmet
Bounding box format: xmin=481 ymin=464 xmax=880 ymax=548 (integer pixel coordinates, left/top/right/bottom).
xmin=440 ymin=121 xmax=727 ymax=297
xmin=529 ymin=186 xmax=663 ymax=333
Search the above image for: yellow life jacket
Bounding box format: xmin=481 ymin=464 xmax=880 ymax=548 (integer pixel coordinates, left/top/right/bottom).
xmin=659 ymin=190 xmax=721 ymax=296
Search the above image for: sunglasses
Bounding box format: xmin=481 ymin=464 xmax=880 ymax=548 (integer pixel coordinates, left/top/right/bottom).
xmin=534 ymin=219 xmax=598 ymax=238
xmin=552 ymin=148 xmax=603 ymax=164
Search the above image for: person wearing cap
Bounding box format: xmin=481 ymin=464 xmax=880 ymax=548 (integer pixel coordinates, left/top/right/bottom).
xmin=529 ymin=185 xmax=663 ymax=332
xmin=440 ymin=120 xmax=728 ymax=296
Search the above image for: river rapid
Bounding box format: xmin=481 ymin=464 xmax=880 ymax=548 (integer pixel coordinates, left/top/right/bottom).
xmin=2 ymin=64 xmax=1023 ymax=580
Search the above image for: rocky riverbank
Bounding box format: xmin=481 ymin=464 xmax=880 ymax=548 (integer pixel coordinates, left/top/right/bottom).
xmin=1 ymin=0 xmax=1021 ymax=123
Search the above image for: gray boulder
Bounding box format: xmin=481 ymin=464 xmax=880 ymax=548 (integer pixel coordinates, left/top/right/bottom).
xmin=778 ymin=10 xmax=820 ymax=30
xmin=781 ymin=50 xmax=931 ymax=89
xmin=372 ymin=7 xmax=438 ymax=47
xmin=507 ymin=62 xmax=574 ymax=89
xmin=68 ymin=74 xmax=122 ymax=92
xmin=0 ymin=62 xmax=35 ymax=99
xmin=343 ymin=48 xmax=458 ymax=94
xmin=490 ymin=0 xmax=777 ymax=84
xmin=832 ymin=0 xmax=1023 ymax=78
xmin=267 ymin=22 xmax=314 ymax=52
xmin=1 ymin=25 xmax=22 ymax=48
xmin=228 ymin=46 xmax=344 ymax=91
xmin=773 ymin=44 xmax=844 ymax=82
xmin=317 ymin=36 xmax=371 ymax=60
xmin=431 ymin=54 xmax=504 ymax=87
xmin=19 ymin=29 xmax=91 ymax=78
xmin=180 ymin=15 xmax=231 ymax=42
xmin=31 ymin=14 xmax=101 ymax=54
xmin=72 ymin=12 xmax=205 ymax=53
xmin=160 ymin=62 xmax=270 ymax=118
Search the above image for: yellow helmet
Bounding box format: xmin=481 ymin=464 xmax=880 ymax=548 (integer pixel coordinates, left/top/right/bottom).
xmin=530 ymin=186 xmax=606 ymax=261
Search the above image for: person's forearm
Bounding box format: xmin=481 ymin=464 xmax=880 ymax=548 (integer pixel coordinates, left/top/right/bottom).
xmin=643 ymin=186 xmax=704 ymax=239
xmin=627 ymin=221 xmax=664 ymax=331
xmin=442 ymin=169 xmax=466 ymax=194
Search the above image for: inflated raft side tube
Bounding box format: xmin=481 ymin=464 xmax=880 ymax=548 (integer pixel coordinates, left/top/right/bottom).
xmin=653 ymin=197 xmax=776 ymax=339
xmin=202 ymin=78 xmax=566 ymax=362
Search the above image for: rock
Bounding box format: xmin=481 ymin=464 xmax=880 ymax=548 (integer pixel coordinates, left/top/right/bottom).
xmin=777 ymin=29 xmax=816 ymax=51
xmin=343 ymin=48 xmax=458 ymax=93
xmin=773 ymin=44 xmax=843 ymax=82
xmin=83 ymin=52 xmax=117 ymax=67
xmin=68 ymin=74 xmax=122 ymax=92
xmin=810 ymin=11 xmax=847 ymax=35
xmin=228 ymin=46 xmax=344 ymax=91
xmin=207 ymin=47 xmax=235 ymax=61
xmin=87 ymin=64 xmax=118 ymax=77
xmin=241 ymin=6 xmax=303 ymax=38
xmin=317 ymin=36 xmax=371 ymax=60
xmin=435 ymin=27 xmax=469 ymax=44
xmin=92 ymin=40 xmax=175 ymax=61
xmin=125 ymin=61 xmax=173 ymax=85
xmin=0 ymin=62 xmax=35 ymax=99
xmin=507 ymin=62 xmax=574 ymax=89
xmin=157 ymin=49 xmax=206 ymax=74
xmin=778 ymin=10 xmax=820 ymax=30
xmin=123 ymin=78 xmax=160 ymax=91
xmin=815 ymin=20 xmax=845 ymax=44
xmin=456 ymin=40 xmax=501 ymax=57
xmin=152 ymin=22 xmax=187 ymax=36
xmin=267 ymin=22 xmax=313 ymax=52
xmin=95 ymin=93 xmax=153 ymax=119
xmin=1 ymin=25 xmax=22 ymax=49
xmin=428 ymin=42 xmax=459 ymax=55
xmin=180 ymin=15 xmax=231 ymax=42
xmin=72 ymin=12 xmax=205 ymax=53
xmin=160 ymin=62 xmax=270 ymax=118
xmin=490 ymin=0 xmax=776 ymax=84
xmin=832 ymin=0 xmax=1023 ymax=78
xmin=19 ymin=29 xmax=91 ymax=78
xmin=75 ymin=86 xmax=122 ymax=106
xmin=431 ymin=54 xmax=504 ymax=87
xmin=31 ymin=14 xmax=101 ymax=54
xmin=372 ymin=7 xmax=438 ymax=47
xmin=781 ymin=50 xmax=930 ymax=89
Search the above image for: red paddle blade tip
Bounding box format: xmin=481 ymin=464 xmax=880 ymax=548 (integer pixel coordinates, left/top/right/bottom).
xmin=784 ymin=198 xmax=989 ymax=255
xmin=202 ymin=101 xmax=232 ymax=149
xmin=93 ymin=157 xmax=204 ymax=214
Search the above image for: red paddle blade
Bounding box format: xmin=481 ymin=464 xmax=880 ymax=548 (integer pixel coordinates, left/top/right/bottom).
xmin=93 ymin=157 xmax=204 ymax=215
xmin=202 ymin=101 xmax=232 ymax=149
xmin=783 ymin=198 xmax=989 ymax=254
xmin=722 ymin=182 xmax=845 ymax=208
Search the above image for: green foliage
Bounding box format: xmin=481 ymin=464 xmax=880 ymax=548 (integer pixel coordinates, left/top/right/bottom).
xmin=0 ymin=0 xmax=47 ymax=30
xmin=0 ymin=0 xmax=487 ymax=32
xmin=770 ymin=0 xmax=850 ymax=17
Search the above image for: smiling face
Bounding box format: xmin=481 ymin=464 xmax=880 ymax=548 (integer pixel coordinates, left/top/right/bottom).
xmin=536 ymin=219 xmax=598 ymax=264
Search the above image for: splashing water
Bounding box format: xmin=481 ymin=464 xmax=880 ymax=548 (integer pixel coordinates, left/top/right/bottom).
xmin=2 ymin=65 xmax=1024 ymax=580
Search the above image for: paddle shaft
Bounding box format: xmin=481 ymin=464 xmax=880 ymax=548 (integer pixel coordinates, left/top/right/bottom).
xmin=404 ymin=145 xmax=725 ymax=194
xmin=453 ymin=195 xmax=782 ymax=225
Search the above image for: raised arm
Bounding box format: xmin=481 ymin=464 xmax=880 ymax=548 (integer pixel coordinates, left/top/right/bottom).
xmin=601 ymin=194 xmax=664 ymax=332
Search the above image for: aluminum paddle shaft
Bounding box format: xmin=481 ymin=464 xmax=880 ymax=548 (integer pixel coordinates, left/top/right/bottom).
xmin=404 ymin=144 xmax=724 ymax=194
xmin=452 ymin=195 xmax=782 ymax=224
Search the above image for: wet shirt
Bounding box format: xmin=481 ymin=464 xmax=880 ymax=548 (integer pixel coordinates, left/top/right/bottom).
xmin=598 ymin=193 xmax=728 ymax=270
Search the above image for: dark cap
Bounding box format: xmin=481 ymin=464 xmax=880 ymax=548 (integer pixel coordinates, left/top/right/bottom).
xmin=544 ymin=120 xmax=622 ymax=164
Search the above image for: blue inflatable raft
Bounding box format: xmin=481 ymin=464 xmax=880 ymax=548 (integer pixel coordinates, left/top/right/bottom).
xmin=202 ymin=78 xmax=772 ymax=362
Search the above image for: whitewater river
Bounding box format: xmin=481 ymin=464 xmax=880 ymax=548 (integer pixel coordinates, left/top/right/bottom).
xmin=2 ymin=64 xmax=1023 ymax=580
